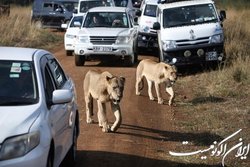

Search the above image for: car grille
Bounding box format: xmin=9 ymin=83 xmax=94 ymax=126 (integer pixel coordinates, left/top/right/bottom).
xmin=176 ymin=37 xmax=210 ymax=47
xmin=90 ymin=36 xmax=117 ymax=45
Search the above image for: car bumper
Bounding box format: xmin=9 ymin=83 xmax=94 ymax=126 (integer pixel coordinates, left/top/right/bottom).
xmin=162 ymin=43 xmax=225 ymax=66
xmin=137 ymin=32 xmax=158 ymax=48
xmin=74 ymin=43 xmax=134 ymax=57
xmin=0 ymin=145 xmax=49 ymax=167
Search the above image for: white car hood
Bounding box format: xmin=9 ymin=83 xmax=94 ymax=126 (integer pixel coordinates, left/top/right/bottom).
xmin=66 ymin=27 xmax=80 ymax=35
xmin=78 ymin=28 xmax=130 ymax=36
xmin=161 ymin=23 xmax=223 ymax=41
xmin=0 ymin=105 xmax=40 ymax=143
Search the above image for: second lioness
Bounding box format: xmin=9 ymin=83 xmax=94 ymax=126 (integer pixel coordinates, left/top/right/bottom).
xmin=83 ymin=70 xmax=125 ymax=132
xmin=135 ymin=59 xmax=177 ymax=105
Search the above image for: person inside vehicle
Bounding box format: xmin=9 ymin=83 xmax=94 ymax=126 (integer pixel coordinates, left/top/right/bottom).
xmin=89 ymin=15 xmax=102 ymax=27
xmin=112 ymin=16 xmax=124 ymax=27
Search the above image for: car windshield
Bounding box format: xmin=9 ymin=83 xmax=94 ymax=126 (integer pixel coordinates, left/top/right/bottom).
xmin=163 ymin=4 xmax=218 ymax=28
xmin=83 ymin=12 xmax=129 ymax=28
xmin=79 ymin=0 xmax=114 ymax=13
xmin=0 ymin=60 xmax=38 ymax=106
xmin=144 ymin=4 xmax=157 ymax=17
xmin=62 ymin=1 xmax=79 ymax=12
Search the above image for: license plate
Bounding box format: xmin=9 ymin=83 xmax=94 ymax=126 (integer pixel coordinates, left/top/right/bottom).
xmin=206 ymin=51 xmax=218 ymax=61
xmin=93 ymin=46 xmax=112 ymax=52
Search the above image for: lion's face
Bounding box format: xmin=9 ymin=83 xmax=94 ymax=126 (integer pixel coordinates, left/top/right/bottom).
xmin=106 ymin=76 xmax=125 ymax=104
xmin=164 ymin=65 xmax=177 ymax=84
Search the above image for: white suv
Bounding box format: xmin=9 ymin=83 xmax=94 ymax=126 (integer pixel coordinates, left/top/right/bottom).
xmin=74 ymin=6 xmax=138 ymax=66
xmin=153 ymin=0 xmax=226 ymax=66
xmin=136 ymin=0 xmax=158 ymax=52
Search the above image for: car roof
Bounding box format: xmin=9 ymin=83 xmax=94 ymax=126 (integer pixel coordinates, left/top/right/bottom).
xmin=158 ymin=0 xmax=214 ymax=9
xmin=87 ymin=6 xmax=127 ymax=13
xmin=0 ymin=47 xmax=48 ymax=61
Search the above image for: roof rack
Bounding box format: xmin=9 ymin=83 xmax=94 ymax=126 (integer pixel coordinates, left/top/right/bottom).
xmin=157 ymin=0 xmax=191 ymax=4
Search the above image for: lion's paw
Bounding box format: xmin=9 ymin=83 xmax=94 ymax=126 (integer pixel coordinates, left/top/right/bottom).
xmin=102 ymin=125 xmax=111 ymax=133
xmin=86 ymin=118 xmax=94 ymax=124
xmin=158 ymin=99 xmax=164 ymax=104
xmin=149 ymin=97 xmax=155 ymax=101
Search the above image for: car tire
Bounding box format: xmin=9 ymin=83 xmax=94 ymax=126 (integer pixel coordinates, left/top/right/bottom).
xmin=63 ymin=125 xmax=77 ymax=166
xmin=75 ymin=54 xmax=85 ymax=66
xmin=124 ymin=55 xmax=135 ymax=67
xmin=46 ymin=147 xmax=54 ymax=167
xmin=66 ymin=50 xmax=73 ymax=56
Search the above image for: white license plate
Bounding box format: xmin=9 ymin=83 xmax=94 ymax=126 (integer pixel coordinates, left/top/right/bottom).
xmin=206 ymin=51 xmax=218 ymax=61
xmin=93 ymin=46 xmax=112 ymax=52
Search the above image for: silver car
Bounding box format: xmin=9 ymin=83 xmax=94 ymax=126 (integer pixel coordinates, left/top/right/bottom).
xmin=0 ymin=47 xmax=79 ymax=167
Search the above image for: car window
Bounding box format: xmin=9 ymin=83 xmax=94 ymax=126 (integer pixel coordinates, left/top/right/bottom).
xmin=44 ymin=65 xmax=55 ymax=103
xmin=47 ymin=59 xmax=67 ymax=89
xmin=70 ymin=15 xmax=84 ymax=27
xmin=144 ymin=4 xmax=157 ymax=17
xmin=79 ymin=0 xmax=113 ymax=13
xmin=0 ymin=60 xmax=38 ymax=106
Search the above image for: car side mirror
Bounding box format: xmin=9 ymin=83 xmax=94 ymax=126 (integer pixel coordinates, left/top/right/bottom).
xmin=52 ymin=89 xmax=73 ymax=104
xmin=153 ymin=22 xmax=160 ymax=30
xmin=73 ymin=9 xmax=77 ymax=14
xmin=61 ymin=23 xmax=68 ymax=29
xmin=135 ymin=10 xmax=142 ymax=17
xmin=220 ymin=10 xmax=226 ymax=21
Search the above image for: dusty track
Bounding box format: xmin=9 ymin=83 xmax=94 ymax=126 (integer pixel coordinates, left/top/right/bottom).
xmin=53 ymin=47 xmax=214 ymax=167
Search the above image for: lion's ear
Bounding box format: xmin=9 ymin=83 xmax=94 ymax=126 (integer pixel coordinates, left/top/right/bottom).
xmin=106 ymin=76 xmax=113 ymax=82
xmin=119 ymin=77 xmax=125 ymax=86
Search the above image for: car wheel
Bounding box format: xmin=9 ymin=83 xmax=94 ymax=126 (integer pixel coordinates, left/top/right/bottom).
xmin=75 ymin=54 xmax=85 ymax=66
xmin=66 ymin=50 xmax=73 ymax=56
xmin=46 ymin=147 xmax=54 ymax=167
xmin=124 ymin=55 xmax=135 ymax=67
xmin=63 ymin=125 xmax=77 ymax=166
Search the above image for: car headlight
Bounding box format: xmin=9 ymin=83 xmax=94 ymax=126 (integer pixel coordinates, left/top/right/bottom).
xmin=65 ymin=34 xmax=75 ymax=39
xmin=162 ymin=40 xmax=177 ymax=51
xmin=77 ymin=36 xmax=90 ymax=43
xmin=139 ymin=25 xmax=150 ymax=33
xmin=0 ymin=131 xmax=40 ymax=160
xmin=116 ymin=36 xmax=132 ymax=44
xmin=210 ymin=34 xmax=224 ymax=43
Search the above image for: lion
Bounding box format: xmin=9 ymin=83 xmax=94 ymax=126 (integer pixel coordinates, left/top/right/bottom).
xmin=135 ymin=59 xmax=177 ymax=105
xmin=83 ymin=70 xmax=125 ymax=132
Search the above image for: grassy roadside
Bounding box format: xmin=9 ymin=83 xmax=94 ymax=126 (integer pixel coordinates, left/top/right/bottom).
xmin=0 ymin=5 xmax=63 ymax=50
xmin=168 ymin=8 xmax=250 ymax=167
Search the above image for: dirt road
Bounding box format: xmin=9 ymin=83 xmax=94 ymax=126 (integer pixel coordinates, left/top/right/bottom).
xmin=53 ymin=47 xmax=216 ymax=167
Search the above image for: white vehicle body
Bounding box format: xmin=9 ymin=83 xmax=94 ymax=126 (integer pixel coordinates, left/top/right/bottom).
xmin=74 ymin=7 xmax=138 ymax=66
xmin=78 ymin=0 xmax=115 ymax=13
xmin=0 ymin=47 xmax=79 ymax=167
xmin=62 ymin=13 xmax=86 ymax=56
xmin=154 ymin=0 xmax=226 ymax=66
xmin=136 ymin=0 xmax=158 ymax=51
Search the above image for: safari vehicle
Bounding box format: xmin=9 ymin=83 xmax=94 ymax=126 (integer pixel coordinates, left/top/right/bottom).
xmin=153 ymin=0 xmax=226 ymax=66
xmin=135 ymin=0 xmax=159 ymax=52
xmin=31 ymin=0 xmax=79 ymax=29
xmin=61 ymin=13 xmax=86 ymax=56
xmin=74 ymin=6 xmax=138 ymax=66
xmin=78 ymin=0 xmax=115 ymax=13
xmin=0 ymin=47 xmax=79 ymax=167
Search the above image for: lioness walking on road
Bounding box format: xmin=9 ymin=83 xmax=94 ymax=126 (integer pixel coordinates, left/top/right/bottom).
xmin=83 ymin=70 xmax=125 ymax=132
xmin=135 ymin=59 xmax=177 ymax=105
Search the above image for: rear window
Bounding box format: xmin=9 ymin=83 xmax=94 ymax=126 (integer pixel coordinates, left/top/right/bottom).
xmin=144 ymin=4 xmax=157 ymax=17
xmin=0 ymin=60 xmax=39 ymax=106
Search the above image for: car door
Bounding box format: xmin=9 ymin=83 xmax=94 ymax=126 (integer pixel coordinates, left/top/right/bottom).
xmin=42 ymin=56 xmax=72 ymax=165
